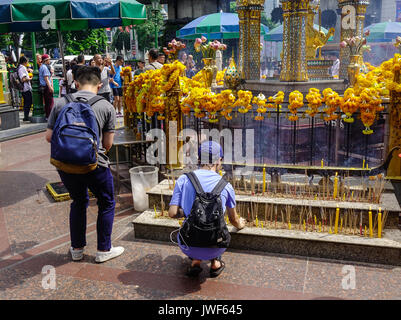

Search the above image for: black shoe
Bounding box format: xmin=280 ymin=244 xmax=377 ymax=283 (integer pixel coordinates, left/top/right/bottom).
xmin=186 ymin=265 xmax=202 ymax=277
xmin=210 ymin=259 xmax=225 ymax=278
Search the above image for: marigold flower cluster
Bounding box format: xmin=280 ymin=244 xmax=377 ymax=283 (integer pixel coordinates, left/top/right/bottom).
xmin=322 ymin=88 xmax=342 ymax=121
xmin=305 ymin=88 xmax=323 ymax=118
xmin=288 ymin=91 xmax=303 ymax=121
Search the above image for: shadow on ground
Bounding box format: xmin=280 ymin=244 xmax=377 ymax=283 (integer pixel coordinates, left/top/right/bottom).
xmin=119 ymin=253 xmax=206 ymax=299
xmin=0 ymin=171 xmax=49 ymax=207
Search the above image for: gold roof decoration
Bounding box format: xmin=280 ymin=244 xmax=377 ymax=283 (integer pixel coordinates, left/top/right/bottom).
xmin=236 ymin=0 xmax=265 ymax=7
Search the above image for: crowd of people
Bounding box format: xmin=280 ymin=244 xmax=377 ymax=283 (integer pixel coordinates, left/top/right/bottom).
xmin=12 ymin=48 xmax=169 ymax=121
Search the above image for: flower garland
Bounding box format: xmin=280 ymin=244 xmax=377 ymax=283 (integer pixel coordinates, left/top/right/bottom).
xmin=219 ymin=90 xmax=236 ymax=120
xmin=359 ymin=87 xmax=384 ymax=135
xmin=253 ymin=93 xmax=268 ymax=120
xmin=341 ymin=88 xmax=360 ymax=123
xmin=288 ymin=91 xmax=304 ymax=121
xmin=233 ymin=90 xmax=254 ymax=113
xmin=305 ymin=88 xmax=323 ymax=118
xmin=322 ymin=88 xmax=342 ymax=121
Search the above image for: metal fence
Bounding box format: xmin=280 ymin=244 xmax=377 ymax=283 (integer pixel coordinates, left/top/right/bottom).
xmin=182 ymin=102 xmax=389 ymax=169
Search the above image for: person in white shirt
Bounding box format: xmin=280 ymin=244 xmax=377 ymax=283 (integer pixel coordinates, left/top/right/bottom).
xmin=330 ymin=52 xmax=340 ymax=79
xmin=17 ymin=56 xmax=33 ymax=121
xmin=94 ymin=54 xmax=116 ymax=102
xmin=66 ymin=60 xmax=77 ymax=93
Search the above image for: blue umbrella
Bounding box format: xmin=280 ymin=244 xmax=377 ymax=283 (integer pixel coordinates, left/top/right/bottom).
xmin=176 ymin=12 xmax=268 ymax=40
xmin=364 ymin=22 xmax=401 ymax=42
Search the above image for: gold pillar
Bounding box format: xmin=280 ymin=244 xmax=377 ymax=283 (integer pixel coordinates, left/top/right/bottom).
xmin=237 ymin=0 xmax=264 ymax=80
xmin=280 ymin=0 xmax=310 ymax=82
xmin=338 ymin=0 xmax=369 ymax=80
xmin=165 ymin=78 xmax=183 ymax=168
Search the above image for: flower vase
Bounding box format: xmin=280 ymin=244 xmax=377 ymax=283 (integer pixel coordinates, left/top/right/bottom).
xmin=203 ymin=58 xmax=217 ymax=88
xmin=347 ymin=55 xmax=360 ymax=88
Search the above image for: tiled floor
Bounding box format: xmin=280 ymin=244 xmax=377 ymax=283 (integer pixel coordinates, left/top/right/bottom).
xmin=0 ymin=132 xmax=401 ymax=300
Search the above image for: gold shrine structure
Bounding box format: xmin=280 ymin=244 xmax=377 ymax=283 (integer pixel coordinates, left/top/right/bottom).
xmin=237 ymin=0 xmax=265 ymax=80
xmin=338 ymin=0 xmax=370 ymax=79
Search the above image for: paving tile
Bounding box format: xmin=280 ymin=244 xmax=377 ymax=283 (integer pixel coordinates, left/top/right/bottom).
xmin=303 ymin=259 xmax=401 ymax=300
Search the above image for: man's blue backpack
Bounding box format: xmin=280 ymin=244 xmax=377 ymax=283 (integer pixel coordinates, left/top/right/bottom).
xmin=50 ymin=94 xmax=104 ymax=174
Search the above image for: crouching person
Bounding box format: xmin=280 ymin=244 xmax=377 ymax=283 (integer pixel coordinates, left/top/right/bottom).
xmin=169 ymin=141 xmax=246 ymax=277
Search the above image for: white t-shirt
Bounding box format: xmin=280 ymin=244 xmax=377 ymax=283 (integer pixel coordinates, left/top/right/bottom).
xmin=98 ymin=66 xmax=111 ymax=94
xmin=331 ymin=59 xmax=340 ymax=77
xmin=66 ymin=69 xmax=75 ymax=89
xmin=17 ymin=65 xmax=32 ymax=92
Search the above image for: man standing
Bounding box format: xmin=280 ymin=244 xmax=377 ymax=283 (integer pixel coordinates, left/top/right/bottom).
xmin=169 ymin=141 xmax=246 ymax=277
xmin=94 ymin=54 xmax=116 ymax=102
xmin=39 ymin=54 xmax=54 ymax=119
xmin=145 ymin=49 xmax=163 ymax=71
xmin=110 ymin=55 xmax=124 ymax=117
xmin=18 ymin=56 xmax=33 ymax=121
xmin=157 ymin=53 xmax=166 ymax=65
xmin=330 ymin=52 xmax=340 ymax=79
xmin=45 ymin=66 xmax=124 ymax=263
xmin=133 ymin=60 xmax=145 ymax=77
xmin=66 ymin=59 xmax=77 ymax=94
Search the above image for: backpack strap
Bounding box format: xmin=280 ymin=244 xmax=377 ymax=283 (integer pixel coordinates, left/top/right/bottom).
xmin=65 ymin=95 xmax=104 ymax=107
xmin=185 ymin=172 xmax=205 ymax=195
xmin=87 ymin=95 xmax=105 ymax=107
xmin=211 ymin=177 xmax=228 ymax=196
xmin=64 ymin=94 xmax=74 ymax=104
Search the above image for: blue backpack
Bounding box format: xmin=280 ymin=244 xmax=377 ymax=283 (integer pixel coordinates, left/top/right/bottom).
xmin=50 ymin=94 xmax=104 ymax=174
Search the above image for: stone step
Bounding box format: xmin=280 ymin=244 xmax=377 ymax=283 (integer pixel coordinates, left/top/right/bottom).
xmin=133 ymin=210 xmax=401 ymax=266
xmin=148 ymin=180 xmax=401 ymax=228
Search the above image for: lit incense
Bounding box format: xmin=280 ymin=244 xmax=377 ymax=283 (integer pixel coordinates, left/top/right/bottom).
xmin=334 ymin=206 xmax=340 ymax=234
xmin=369 ymin=207 xmax=373 ymax=237
xmin=333 ymin=172 xmax=339 ymax=199
xmin=378 ymin=207 xmax=382 ymax=238
xmin=262 ymin=167 xmax=266 ymax=194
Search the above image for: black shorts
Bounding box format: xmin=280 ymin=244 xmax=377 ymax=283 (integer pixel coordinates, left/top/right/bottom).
xmin=112 ymin=87 xmax=123 ymax=97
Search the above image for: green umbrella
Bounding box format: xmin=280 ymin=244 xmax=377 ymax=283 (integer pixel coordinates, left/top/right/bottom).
xmin=0 ymin=0 xmax=147 ymax=121
xmin=0 ymin=0 xmax=146 ymax=32
xmin=176 ymin=12 xmax=269 ymax=40
xmin=264 ymin=24 xmax=333 ymax=42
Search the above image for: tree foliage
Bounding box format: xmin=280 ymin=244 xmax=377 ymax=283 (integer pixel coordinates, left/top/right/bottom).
xmin=271 ymin=7 xmax=283 ymax=25
xmin=321 ymin=9 xmax=337 ymax=30
xmin=112 ymin=28 xmax=131 ymax=54
xmin=134 ymin=5 xmax=165 ymax=52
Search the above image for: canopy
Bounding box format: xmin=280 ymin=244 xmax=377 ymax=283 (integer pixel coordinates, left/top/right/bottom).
xmin=176 ymin=12 xmax=269 ymax=40
xmin=264 ymin=24 xmax=333 ymax=42
xmin=364 ymin=21 xmax=401 ymax=43
xmin=0 ymin=0 xmax=147 ymax=33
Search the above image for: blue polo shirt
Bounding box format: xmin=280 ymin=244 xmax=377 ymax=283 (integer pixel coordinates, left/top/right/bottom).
xmin=39 ymin=64 xmax=51 ymax=87
xmin=110 ymin=65 xmax=122 ymax=88
xmin=170 ymin=169 xmax=236 ymax=260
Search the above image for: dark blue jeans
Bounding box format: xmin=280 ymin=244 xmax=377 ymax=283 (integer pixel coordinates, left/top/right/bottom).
xmin=58 ymin=166 xmax=115 ymax=251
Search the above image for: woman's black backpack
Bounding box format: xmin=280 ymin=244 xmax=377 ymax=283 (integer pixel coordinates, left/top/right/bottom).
xmin=179 ymin=171 xmax=231 ymax=248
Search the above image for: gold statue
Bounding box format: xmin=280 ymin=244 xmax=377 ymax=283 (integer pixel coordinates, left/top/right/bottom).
xmin=306 ymin=3 xmax=335 ymax=60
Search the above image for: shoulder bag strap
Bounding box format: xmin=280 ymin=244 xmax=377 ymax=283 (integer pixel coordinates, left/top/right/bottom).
xmin=184 ymin=172 xmax=205 ymax=195
xmin=211 ymin=177 xmax=228 ymax=196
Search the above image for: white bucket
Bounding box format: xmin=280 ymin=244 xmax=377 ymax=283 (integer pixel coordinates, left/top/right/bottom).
xmin=129 ymin=166 xmax=159 ymax=212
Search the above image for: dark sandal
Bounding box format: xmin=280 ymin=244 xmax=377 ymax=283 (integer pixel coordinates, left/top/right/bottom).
xmin=186 ymin=265 xmax=202 ymax=277
xmin=210 ymin=260 xmax=225 ymax=278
